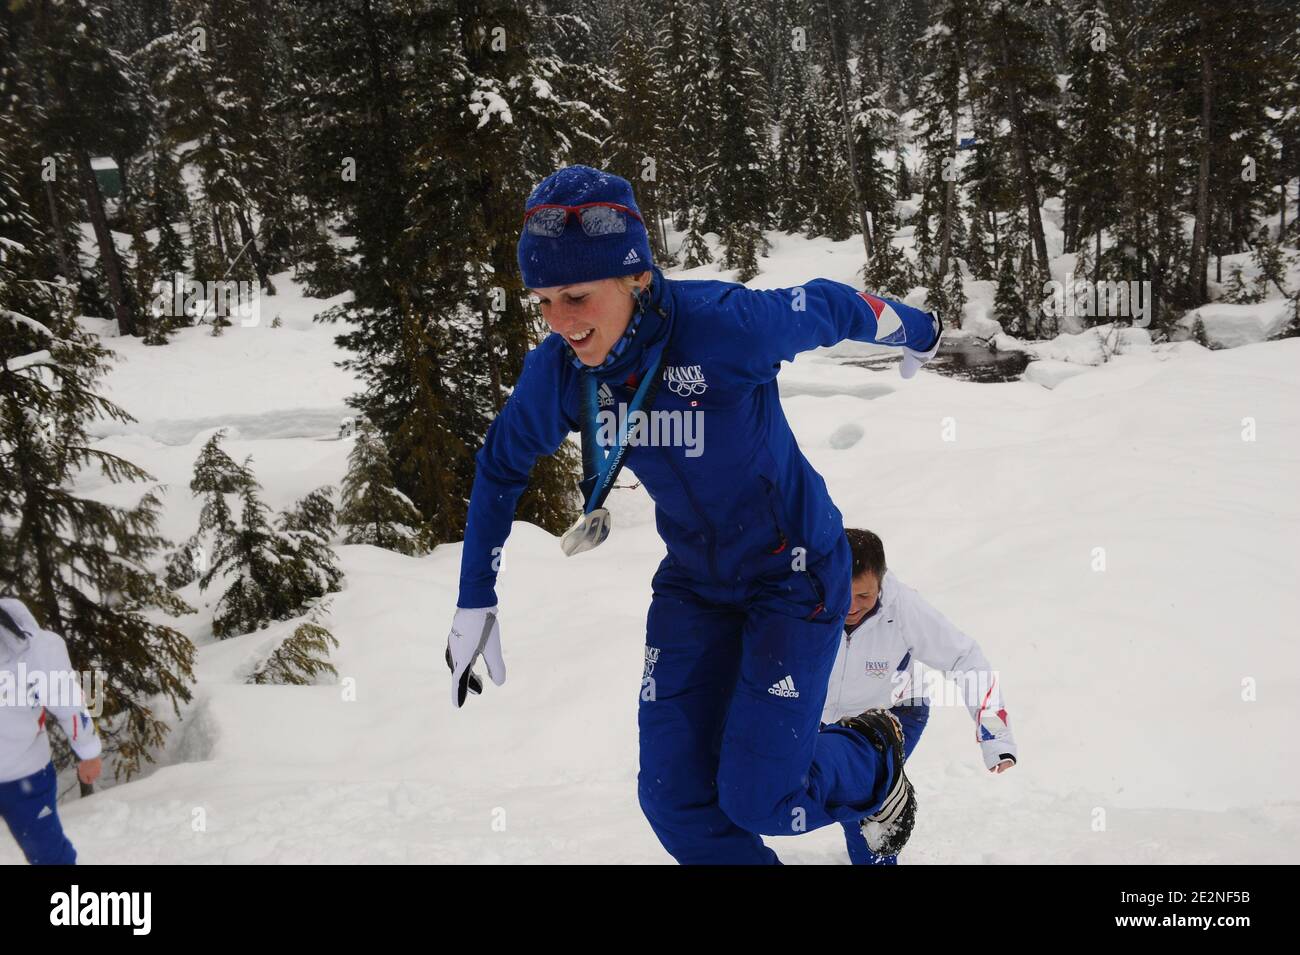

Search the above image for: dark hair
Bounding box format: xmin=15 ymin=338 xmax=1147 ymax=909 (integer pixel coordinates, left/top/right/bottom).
xmin=845 ymin=528 xmax=886 ymax=580
xmin=0 ymin=601 xmax=25 ymax=640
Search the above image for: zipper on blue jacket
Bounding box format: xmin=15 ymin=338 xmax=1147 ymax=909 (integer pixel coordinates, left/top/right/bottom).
xmin=658 ymin=444 xmax=719 ymax=580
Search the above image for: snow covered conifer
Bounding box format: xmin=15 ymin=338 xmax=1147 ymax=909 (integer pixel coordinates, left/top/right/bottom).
xmin=247 ymin=603 xmax=339 ymax=686
xmin=965 ymin=199 xmax=993 ymax=280
xmin=164 ymin=535 xmax=204 ymax=590
xmin=864 ymin=214 xmax=918 ymax=299
xmin=994 ymin=253 xmax=1026 ymax=335
xmin=679 ymin=217 xmax=714 ymax=269
xmin=276 ymin=487 xmax=344 ymax=611
xmin=203 ymin=472 xmax=284 ymax=637
xmin=191 ymin=437 xmax=340 ymax=636
xmin=942 ymin=259 xmax=968 ymax=324
xmin=712 ymin=4 xmax=772 ymax=279
xmin=339 ymin=421 xmax=425 ymax=555
xmin=191 ymin=429 xmax=250 ymax=540
xmin=1223 ymin=264 xmax=1260 ymax=305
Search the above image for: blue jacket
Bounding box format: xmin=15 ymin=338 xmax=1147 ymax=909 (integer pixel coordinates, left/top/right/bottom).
xmin=457 ymin=264 xmax=938 ymax=608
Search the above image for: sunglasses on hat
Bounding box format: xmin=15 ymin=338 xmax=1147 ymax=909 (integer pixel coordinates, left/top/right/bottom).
xmin=523 ymin=201 xmax=644 ymax=238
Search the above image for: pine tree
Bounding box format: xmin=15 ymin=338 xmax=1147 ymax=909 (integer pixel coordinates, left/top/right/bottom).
xmin=651 ymin=0 xmax=702 ymax=244
xmin=164 ymin=536 xmax=204 ymax=590
xmin=977 ymin=0 xmax=1059 ymax=273
xmin=1249 ymin=233 xmax=1291 ymax=299
xmin=965 ymin=197 xmax=993 ymax=279
xmin=1018 ymin=244 xmax=1050 ymax=338
xmin=1191 ymin=315 xmax=1212 ymax=347
xmin=773 ymin=31 xmax=810 ymax=237
xmin=310 ymin=0 xmax=585 ymax=547
xmin=848 ymin=72 xmax=899 ymax=254
xmin=24 ymin=0 xmax=147 ymax=335
xmin=943 ymin=257 xmax=968 ymax=325
xmin=125 ymin=206 xmax=169 ymax=346
xmin=713 ymin=4 xmax=773 ymax=279
xmin=247 ymin=605 xmax=339 ymax=686
xmin=189 ymin=435 xmax=341 ymax=636
xmin=672 ymin=4 xmax=721 ymax=235
xmin=150 ymin=0 xmax=279 ymax=295
xmin=125 ymin=46 xmax=192 ymax=281
xmin=925 ymin=275 xmax=950 ymax=321
xmin=914 ymin=0 xmax=979 ymax=281
xmin=339 ymin=422 xmax=427 ymax=555
xmin=1 ymin=298 xmax=195 ymax=779
xmin=1062 ymin=3 xmax=1123 ymax=274
xmin=604 ymin=21 xmax=675 ymax=265
xmin=895 ymin=153 xmax=913 ymax=199
xmin=1222 ymin=264 xmax=1258 ymax=304
xmin=679 ymin=222 xmax=714 ymax=269
xmin=864 ymin=213 xmax=918 ymax=298
xmin=276 ymin=487 xmax=344 ymax=615
xmin=202 ymin=465 xmax=284 ymax=638
xmin=993 ymin=253 xmax=1025 ymax=335
xmin=0 ymin=16 xmax=82 ymax=297
xmin=191 ymin=430 xmax=249 ymax=541
xmin=1152 ymin=0 xmax=1286 ymax=302
xmin=819 ymin=0 xmax=885 ymax=260
xmin=1283 ymin=291 xmax=1300 ymax=339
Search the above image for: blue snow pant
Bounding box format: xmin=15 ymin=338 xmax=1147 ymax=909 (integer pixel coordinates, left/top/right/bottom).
xmin=637 ymin=533 xmax=898 ymax=864
xmin=0 ymin=762 xmax=77 ymax=864
xmin=839 ymin=699 xmax=929 ymax=865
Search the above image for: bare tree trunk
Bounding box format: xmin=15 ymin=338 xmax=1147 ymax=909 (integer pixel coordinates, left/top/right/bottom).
xmin=73 ymin=148 xmax=136 ymax=336
xmin=234 ymin=206 xmax=274 ymax=293
xmin=824 ymin=0 xmax=873 ymax=267
xmin=1280 ymin=176 xmax=1287 ymax=238
xmin=210 ymin=204 xmax=227 ymax=262
xmin=1094 ymin=226 xmax=1101 ymax=287
xmin=481 ymin=261 xmax=502 ymax=412
xmin=937 ymin=58 xmax=960 ymax=280
xmin=1190 ymin=24 xmax=1213 ymax=303
xmin=42 ymin=178 xmax=76 ymax=283
xmin=995 ymin=21 xmax=1049 ymax=271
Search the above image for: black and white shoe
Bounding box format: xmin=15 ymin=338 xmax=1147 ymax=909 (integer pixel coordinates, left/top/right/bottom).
xmin=837 ymin=707 xmax=917 ymax=856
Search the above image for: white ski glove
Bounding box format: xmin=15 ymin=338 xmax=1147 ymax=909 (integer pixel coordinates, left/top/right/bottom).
xmin=978 ymin=707 xmax=1018 ymax=772
xmin=446 ymin=606 xmax=506 ymax=708
xmin=899 ymin=323 xmax=943 ymax=379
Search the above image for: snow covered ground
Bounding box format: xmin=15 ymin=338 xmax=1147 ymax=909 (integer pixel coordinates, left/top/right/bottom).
xmin=6 ymin=238 xmax=1300 ymax=865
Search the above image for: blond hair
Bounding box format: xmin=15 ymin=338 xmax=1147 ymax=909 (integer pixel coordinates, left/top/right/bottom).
xmin=616 ymin=271 xmax=652 ymax=295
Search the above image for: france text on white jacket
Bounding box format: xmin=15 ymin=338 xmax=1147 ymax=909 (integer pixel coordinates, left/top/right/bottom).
xmin=0 ymin=597 xmax=103 ymax=784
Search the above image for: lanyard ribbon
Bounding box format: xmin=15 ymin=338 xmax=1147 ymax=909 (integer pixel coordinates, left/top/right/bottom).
xmin=576 ymin=345 xmax=665 ymax=515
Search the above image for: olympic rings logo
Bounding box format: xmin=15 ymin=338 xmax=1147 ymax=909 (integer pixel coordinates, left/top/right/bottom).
xmin=667 ymin=379 xmax=707 ymax=396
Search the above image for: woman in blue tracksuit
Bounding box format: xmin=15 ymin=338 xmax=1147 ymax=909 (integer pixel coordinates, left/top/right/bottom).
xmin=445 ymin=166 xmax=943 ymax=864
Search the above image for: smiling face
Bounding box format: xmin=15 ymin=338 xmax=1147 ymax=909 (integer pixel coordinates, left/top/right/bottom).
xmin=844 ymin=569 xmax=881 ymax=628
xmin=530 ymin=272 xmax=649 ymax=366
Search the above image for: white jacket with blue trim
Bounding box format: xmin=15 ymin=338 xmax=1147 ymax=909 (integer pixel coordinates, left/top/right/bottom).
xmin=820 ymin=571 xmax=1016 ymax=769
xmin=0 ymin=598 xmax=102 ymax=784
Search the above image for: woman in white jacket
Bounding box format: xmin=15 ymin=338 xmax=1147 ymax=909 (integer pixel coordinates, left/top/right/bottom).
xmin=0 ymin=597 xmax=102 ymax=864
xmin=824 ymin=530 xmax=1017 ymax=864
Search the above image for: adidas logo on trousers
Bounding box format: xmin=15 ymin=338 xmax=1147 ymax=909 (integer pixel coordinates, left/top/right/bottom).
xmin=768 ymin=676 xmax=799 ymax=698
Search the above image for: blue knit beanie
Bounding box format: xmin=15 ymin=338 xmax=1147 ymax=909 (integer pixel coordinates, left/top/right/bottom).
xmin=517 ymin=165 xmax=654 ymax=289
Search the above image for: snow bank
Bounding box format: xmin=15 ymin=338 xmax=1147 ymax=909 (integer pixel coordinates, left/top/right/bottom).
xmin=1176 ymin=302 xmax=1292 ymax=349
